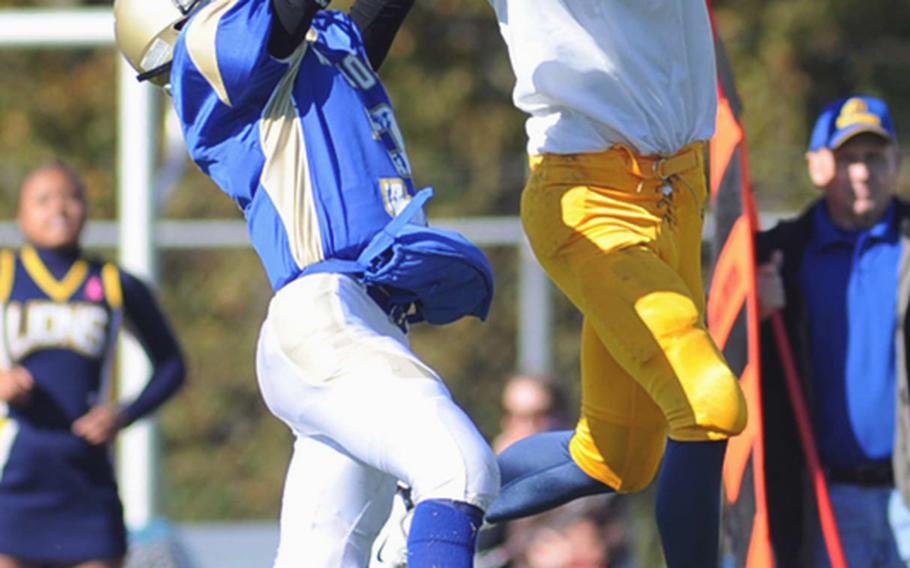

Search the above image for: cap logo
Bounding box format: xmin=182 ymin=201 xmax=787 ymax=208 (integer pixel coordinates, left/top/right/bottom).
xmin=836 ymin=98 xmax=881 ymax=130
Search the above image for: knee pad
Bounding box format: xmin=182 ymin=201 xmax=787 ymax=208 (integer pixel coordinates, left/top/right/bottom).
xmin=406 ymin=402 xmax=500 ymax=511
xmin=411 ymin=440 xmax=499 ymax=512
xmin=670 ymin=362 xmax=748 ymax=442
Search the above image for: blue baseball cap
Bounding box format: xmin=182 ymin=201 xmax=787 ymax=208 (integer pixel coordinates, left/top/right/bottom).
xmin=808 ymin=96 xmax=897 ymax=151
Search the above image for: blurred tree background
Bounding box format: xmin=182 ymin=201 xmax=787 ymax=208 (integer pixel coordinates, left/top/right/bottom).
xmin=0 ymin=0 xmax=909 ymax=545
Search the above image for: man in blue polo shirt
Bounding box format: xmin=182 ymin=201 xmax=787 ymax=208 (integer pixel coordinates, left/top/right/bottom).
xmin=756 ymin=95 xmax=910 ymax=567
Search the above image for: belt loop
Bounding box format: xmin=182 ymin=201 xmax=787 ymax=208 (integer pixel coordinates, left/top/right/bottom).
xmin=617 ymin=144 xmax=645 ymax=178
xmin=615 ymin=144 xmax=649 ymax=193
xmin=653 ymin=158 xmax=669 ymax=180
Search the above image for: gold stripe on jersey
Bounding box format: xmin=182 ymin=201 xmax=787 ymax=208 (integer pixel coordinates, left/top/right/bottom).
xmin=185 ymin=0 xmax=242 ymax=107
xmin=0 ymin=249 xmax=15 ymax=371
xmin=259 ymin=47 xmax=326 ymax=270
xmin=0 ymin=249 xmax=15 ymax=304
xmin=20 ymin=245 xmax=89 ymax=303
xmin=102 ymin=263 xmax=123 ymax=310
xmin=99 ymin=263 xmax=123 ymax=406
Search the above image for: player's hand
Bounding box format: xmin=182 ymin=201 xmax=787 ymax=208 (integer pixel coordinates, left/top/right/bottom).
xmin=757 ymin=250 xmax=785 ymax=320
xmin=0 ymin=366 xmax=34 ymax=405
xmin=72 ymin=404 xmax=126 ymax=446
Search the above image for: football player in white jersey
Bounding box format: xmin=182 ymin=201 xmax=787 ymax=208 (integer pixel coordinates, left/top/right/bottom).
xmin=485 ymin=2 xmax=747 ymax=566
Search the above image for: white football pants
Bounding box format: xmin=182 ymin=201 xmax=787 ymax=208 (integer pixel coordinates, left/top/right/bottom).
xmin=256 ymin=274 xmax=499 ymax=567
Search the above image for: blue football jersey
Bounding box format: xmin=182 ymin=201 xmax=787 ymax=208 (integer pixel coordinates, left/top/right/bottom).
xmin=171 ymin=0 xmax=419 ymax=290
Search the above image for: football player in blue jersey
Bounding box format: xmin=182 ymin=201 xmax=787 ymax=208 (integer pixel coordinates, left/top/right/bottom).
xmin=113 ymin=1 xmax=499 ymax=567
xmin=0 ymin=162 xmax=186 ymax=568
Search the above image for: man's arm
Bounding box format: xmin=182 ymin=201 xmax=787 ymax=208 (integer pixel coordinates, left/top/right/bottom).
xmin=269 ymin=0 xmax=415 ymax=70
xmin=349 ymin=0 xmax=415 ymax=71
xmin=269 ymin=0 xmax=329 ymax=59
xmin=72 ymin=271 xmax=186 ymax=445
xmin=115 ymin=271 xmax=187 ymax=427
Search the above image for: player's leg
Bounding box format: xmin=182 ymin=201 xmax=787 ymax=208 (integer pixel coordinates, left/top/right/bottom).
xmin=563 ymin=245 xmax=737 ymax=567
xmin=519 ymin=150 xmax=745 ymax=566
xmin=650 ymin=167 xmax=730 ymax=568
xmin=488 ymin=320 xmax=670 ymax=522
xmin=274 ymin=434 xmax=397 ymax=567
xmin=485 ymin=430 xmax=606 ymax=523
xmin=256 ymin=279 xmax=400 ymax=567
xmin=315 ymin=374 xmax=497 ymax=567
xmin=655 ymin=440 xmax=728 ymax=566
xmin=573 ymin=204 xmax=740 ymax=567
xmin=487 ymin=319 xmax=666 ymax=523
xmin=257 ymin=274 xmax=498 ymax=567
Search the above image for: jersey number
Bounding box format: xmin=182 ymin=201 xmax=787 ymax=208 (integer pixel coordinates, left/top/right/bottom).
xmin=341 ymin=53 xmax=377 ymax=90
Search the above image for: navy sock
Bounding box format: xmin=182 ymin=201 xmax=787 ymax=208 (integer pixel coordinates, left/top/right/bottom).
xmin=407 ymin=499 xmax=484 ymax=568
xmin=485 ymin=430 xmax=611 ymax=523
xmin=656 ymin=439 xmax=727 ymax=568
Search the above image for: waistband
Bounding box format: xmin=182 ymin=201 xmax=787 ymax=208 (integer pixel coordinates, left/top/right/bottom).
xmin=366 ymin=284 xmax=410 ymax=333
xmin=827 ymin=462 xmax=894 ymax=487
xmin=528 ymin=141 xmax=706 ymax=194
xmin=288 ymin=273 xmax=411 ymax=334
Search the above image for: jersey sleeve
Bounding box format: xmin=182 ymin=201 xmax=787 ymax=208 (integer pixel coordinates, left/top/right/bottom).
xmin=348 ymin=0 xmax=415 ymax=70
xmin=118 ymin=270 xmax=186 ymax=425
xmin=175 ymin=0 xmax=289 ymax=110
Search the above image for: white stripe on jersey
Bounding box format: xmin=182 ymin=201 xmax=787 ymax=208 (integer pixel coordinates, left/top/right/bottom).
xmin=0 ymin=418 xmax=19 ymax=482
xmin=98 ymin=309 xmax=122 ymax=407
xmin=0 ymin=304 xmax=11 ymax=372
xmin=259 ymin=47 xmax=326 ymax=270
xmin=185 ymin=0 xmax=243 ymax=107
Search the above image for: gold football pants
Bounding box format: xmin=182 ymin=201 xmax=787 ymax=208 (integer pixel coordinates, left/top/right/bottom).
xmin=521 ymin=144 xmax=747 ymax=493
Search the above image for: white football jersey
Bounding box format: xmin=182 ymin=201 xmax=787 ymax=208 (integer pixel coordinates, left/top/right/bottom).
xmin=489 ymin=0 xmax=718 ymax=156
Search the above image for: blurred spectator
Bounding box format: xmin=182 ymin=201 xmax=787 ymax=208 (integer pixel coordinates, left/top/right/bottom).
xmin=480 ymin=374 xmax=630 ymax=567
xmin=508 ymin=497 xmax=630 ymax=568
xmin=753 ymin=96 xmax=910 ymax=567
xmin=0 ymin=162 xmax=186 ymax=568
xmin=478 ymin=495 xmax=631 ymax=568
xmin=494 ymin=373 xmax=568 ymax=453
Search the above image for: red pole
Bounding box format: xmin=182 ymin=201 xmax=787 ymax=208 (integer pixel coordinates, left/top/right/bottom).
xmin=770 ymin=313 xmax=848 ymax=568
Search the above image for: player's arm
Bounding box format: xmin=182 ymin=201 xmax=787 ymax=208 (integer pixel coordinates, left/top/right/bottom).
xmin=269 ymin=0 xmax=414 ymax=69
xmin=269 ymin=0 xmax=330 ymax=59
xmin=117 ymin=271 xmax=187 ymax=426
xmin=349 ymin=0 xmax=416 ymax=71
xmin=73 ymin=271 xmax=186 ymax=445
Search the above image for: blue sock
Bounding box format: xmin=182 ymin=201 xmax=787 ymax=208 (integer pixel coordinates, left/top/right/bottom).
xmin=485 ymin=430 xmax=611 ymax=523
xmin=407 ymin=499 xmax=484 ymax=568
xmin=656 ymin=439 xmax=727 ymax=568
